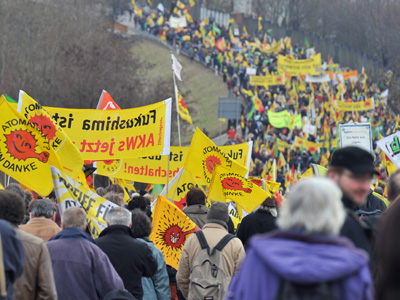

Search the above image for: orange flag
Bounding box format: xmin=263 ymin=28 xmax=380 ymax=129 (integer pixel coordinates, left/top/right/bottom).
xmin=96 ymin=90 xmax=121 ymax=110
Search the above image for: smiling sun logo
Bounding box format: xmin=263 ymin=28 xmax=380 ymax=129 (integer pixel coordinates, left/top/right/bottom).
xmin=205 ymin=155 xmax=221 ymax=174
xmin=4 ymin=129 xmax=49 ymax=162
xmin=29 ymin=114 xmax=57 ymax=141
xmin=221 ymin=176 xmax=252 ymax=193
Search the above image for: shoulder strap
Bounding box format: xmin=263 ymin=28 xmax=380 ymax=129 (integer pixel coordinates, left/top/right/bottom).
xmin=214 ymin=234 xmax=235 ymax=252
xmin=195 ymin=230 xmax=209 ymax=250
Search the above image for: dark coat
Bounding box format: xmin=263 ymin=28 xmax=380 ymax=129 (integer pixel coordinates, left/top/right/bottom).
xmin=96 ymin=225 xmax=158 ymax=300
xmin=236 ymin=209 xmax=277 ymax=248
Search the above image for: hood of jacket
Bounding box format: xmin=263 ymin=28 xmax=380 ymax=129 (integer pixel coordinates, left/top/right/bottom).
xmin=249 ymin=230 xmax=368 ymax=283
xmin=183 ymin=204 xmax=209 ymax=215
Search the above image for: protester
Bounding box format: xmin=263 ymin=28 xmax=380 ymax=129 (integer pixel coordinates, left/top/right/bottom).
xmin=327 ymin=146 xmax=379 ymax=255
xmin=0 ymin=219 xmax=25 ymax=300
xmin=47 ymin=207 xmax=124 ymax=300
xmin=103 ymin=192 xmax=125 ymax=207
xmin=226 ymin=177 xmax=372 ymax=299
xmin=96 ymin=207 xmax=158 ymax=300
xmin=176 ymin=202 xmax=245 ymax=299
xmin=0 ymin=190 xmax=57 ymax=300
xmin=387 ymin=169 xmax=400 ymax=204
xmin=20 ymin=199 xmax=61 ymax=242
xmin=130 ymin=209 xmax=171 ymax=300
xmin=182 ymin=187 xmax=209 ymax=228
xmin=236 ymin=196 xmax=277 ymax=248
xmin=128 ymin=195 xmax=152 ymax=219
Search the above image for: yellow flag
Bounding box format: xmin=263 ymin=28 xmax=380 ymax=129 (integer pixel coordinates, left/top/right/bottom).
xmin=189 ymin=0 xmax=195 ymax=7
xmin=177 ymin=0 xmax=185 ymax=9
xmin=150 ymin=195 xmax=199 ymax=269
xmin=156 ymin=15 xmax=164 ymax=25
xmin=0 ymin=96 xmax=63 ymax=196
xmin=208 ymin=165 xmax=271 ymax=213
xmin=18 ymin=91 xmax=83 ymax=179
xmin=176 ymin=87 xmax=193 ymax=124
xmin=183 ymin=128 xmax=248 ymax=185
xmin=51 ymin=166 xmax=119 ymax=238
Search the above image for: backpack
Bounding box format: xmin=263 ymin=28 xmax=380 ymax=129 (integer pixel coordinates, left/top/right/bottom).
xmin=275 ymin=279 xmax=338 ymax=300
xmin=188 ymin=231 xmax=235 ymax=300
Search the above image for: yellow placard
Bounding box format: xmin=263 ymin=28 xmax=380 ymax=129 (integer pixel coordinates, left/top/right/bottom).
xmin=250 ymin=74 xmax=285 ymax=87
xmin=268 ymin=110 xmax=293 ymax=128
xmin=335 ymin=100 xmax=374 ymax=112
xmin=277 ymin=53 xmax=321 ymax=76
xmin=45 ymin=99 xmax=172 ymax=160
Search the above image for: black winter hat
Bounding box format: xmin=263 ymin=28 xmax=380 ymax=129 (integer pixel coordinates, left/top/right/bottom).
xmin=330 ymin=146 xmax=378 ymax=175
xmin=206 ymin=202 xmax=229 ymax=229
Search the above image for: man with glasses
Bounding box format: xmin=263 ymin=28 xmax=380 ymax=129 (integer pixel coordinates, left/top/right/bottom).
xmin=327 ymin=146 xmax=380 ymax=256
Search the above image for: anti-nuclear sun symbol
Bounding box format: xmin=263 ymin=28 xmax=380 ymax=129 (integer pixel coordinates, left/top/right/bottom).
xmin=205 ymin=155 xmax=221 ymax=174
xmin=29 ymin=114 xmax=57 ymax=141
xmin=221 ymin=176 xmax=252 ymax=193
xmin=4 ymin=129 xmax=49 ymax=162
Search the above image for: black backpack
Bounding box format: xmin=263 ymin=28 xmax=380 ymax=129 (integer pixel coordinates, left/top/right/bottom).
xmin=275 ymin=279 xmax=338 ymax=300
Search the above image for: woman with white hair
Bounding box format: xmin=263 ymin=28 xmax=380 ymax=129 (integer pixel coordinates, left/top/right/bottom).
xmin=226 ymin=177 xmax=373 ymax=300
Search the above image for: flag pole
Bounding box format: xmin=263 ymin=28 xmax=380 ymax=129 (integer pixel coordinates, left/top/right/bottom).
xmin=171 ymin=52 xmax=182 ymax=147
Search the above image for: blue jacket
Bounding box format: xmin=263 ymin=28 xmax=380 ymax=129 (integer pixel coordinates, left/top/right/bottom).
xmin=137 ymin=238 xmax=171 ymax=300
xmin=226 ymin=230 xmax=372 ymax=300
xmin=47 ymin=228 xmax=124 ymax=300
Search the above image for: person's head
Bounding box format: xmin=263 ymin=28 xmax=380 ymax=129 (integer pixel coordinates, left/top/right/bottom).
xmin=130 ymin=209 xmax=152 ymax=238
xmin=206 ymin=202 xmax=229 ymax=230
xmin=258 ymin=196 xmax=278 ymax=217
xmin=277 ymin=177 xmax=345 ymax=235
xmin=106 ymin=184 xmax=125 ymax=195
xmin=29 ymin=199 xmax=57 ymax=220
xmin=96 ymin=187 xmax=107 ymax=197
xmin=5 ymin=183 xmax=25 ymax=200
xmin=24 ymin=190 xmax=33 ymax=204
xmin=103 ymin=192 xmax=124 ymax=207
xmin=375 ymin=199 xmax=400 ymax=299
xmin=105 ymin=207 xmax=132 ymax=227
xmin=0 ymin=190 xmax=25 ymax=226
xmin=61 ymin=207 xmax=87 ymax=231
xmin=186 ymin=187 xmax=206 ymax=206
xmin=374 ymin=186 xmax=384 ymax=196
xmin=387 ymin=169 xmax=400 ymax=203
xmin=127 ymin=195 xmax=148 ymax=211
xmin=327 ymin=146 xmax=377 ymax=206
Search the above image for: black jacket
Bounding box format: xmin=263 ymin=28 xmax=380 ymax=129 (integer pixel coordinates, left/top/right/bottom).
xmin=236 ymin=209 xmax=277 ymax=248
xmin=96 ymin=225 xmax=158 ymax=300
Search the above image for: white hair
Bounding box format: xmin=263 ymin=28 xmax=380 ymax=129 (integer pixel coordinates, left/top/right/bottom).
xmin=277 ymin=177 xmax=345 ymax=235
xmin=105 ymin=207 xmax=132 ymax=227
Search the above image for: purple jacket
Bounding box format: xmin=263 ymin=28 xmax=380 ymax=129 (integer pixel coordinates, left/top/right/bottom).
xmin=226 ymin=230 xmax=373 ymax=300
xmin=47 ymin=228 xmax=124 ymax=300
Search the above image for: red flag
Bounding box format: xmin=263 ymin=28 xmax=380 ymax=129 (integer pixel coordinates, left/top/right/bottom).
xmin=96 ymin=90 xmax=121 ymax=110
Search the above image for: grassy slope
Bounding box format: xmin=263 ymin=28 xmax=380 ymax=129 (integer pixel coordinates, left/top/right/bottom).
xmin=131 ymin=37 xmax=228 ymax=145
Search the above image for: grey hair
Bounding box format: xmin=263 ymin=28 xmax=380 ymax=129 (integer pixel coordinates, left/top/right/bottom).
xmin=30 ymin=199 xmax=57 ymax=218
xmin=105 ymin=207 xmax=132 ymax=227
xmin=103 ymin=192 xmax=124 ymax=207
xmin=62 ymin=207 xmax=87 ymax=231
xmin=277 ymin=177 xmax=345 ymax=235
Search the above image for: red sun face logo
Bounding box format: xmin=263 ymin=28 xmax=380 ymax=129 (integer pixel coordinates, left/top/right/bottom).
xmin=174 ymin=196 xmax=187 ymax=210
xmin=163 ymin=224 xmax=191 ymax=248
xmin=29 ymin=114 xmax=57 ymax=141
xmin=205 ymin=155 xmax=221 ymax=174
xmin=4 ymin=130 xmax=49 ymax=162
xmin=179 ymin=98 xmax=188 ymax=109
xmin=221 ymin=177 xmax=252 ymax=193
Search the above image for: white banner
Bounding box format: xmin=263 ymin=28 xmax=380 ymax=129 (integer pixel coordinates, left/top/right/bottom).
xmin=305 ymin=74 xmax=330 ymax=83
xmin=339 ymin=123 xmax=373 ymax=154
xmin=169 ymin=16 xmax=187 ymax=28
xmin=171 ymin=54 xmax=183 ymax=81
xmin=377 ymin=132 xmax=400 ymax=168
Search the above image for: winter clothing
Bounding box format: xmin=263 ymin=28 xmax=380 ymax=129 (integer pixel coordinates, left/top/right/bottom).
xmin=226 ymin=230 xmax=373 ymax=300
xmin=20 ymin=218 xmax=61 ymax=242
xmin=14 ymin=228 xmax=57 ymax=300
xmin=183 ymin=204 xmax=209 ymax=229
xmin=47 ymin=228 xmax=124 ymax=300
xmin=176 ymin=223 xmax=245 ymax=299
xmin=96 ymin=225 xmax=158 ymax=300
xmin=206 ymin=202 xmax=230 ymax=229
xmin=236 ymin=208 xmax=277 ymax=247
xmin=0 ymin=220 xmax=24 ymax=300
xmin=137 ymin=238 xmax=171 ymax=300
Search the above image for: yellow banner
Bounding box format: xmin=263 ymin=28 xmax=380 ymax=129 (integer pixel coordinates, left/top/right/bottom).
xmin=277 ymin=139 xmax=290 ymax=152
xmin=250 ymin=74 xmax=285 ymax=87
xmin=291 ymin=137 xmax=320 ymax=153
xmin=150 ymin=195 xmax=198 ymax=269
xmin=264 ymin=39 xmax=282 ymax=54
xmin=18 ymin=91 xmax=83 ymax=179
xmin=277 ymin=53 xmax=321 ymax=76
xmin=335 ymin=100 xmax=374 ymax=112
xmin=208 ymin=165 xmax=271 ymax=213
xmin=0 ymin=97 xmax=63 ymax=196
xmin=268 ymin=110 xmax=292 ymax=128
xmin=184 ymin=128 xmax=248 ymax=184
xmin=95 ymin=142 xmax=252 ymax=184
xmin=45 ymin=99 xmax=172 ymax=160
xmin=51 ymin=166 xmax=119 ymax=238
xmin=342 ymin=70 xmax=358 ymax=81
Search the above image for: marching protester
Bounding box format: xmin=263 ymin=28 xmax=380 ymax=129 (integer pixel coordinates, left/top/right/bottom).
xmin=130 ymin=209 xmax=171 ymax=300
xmin=387 ymin=169 xmax=400 ymax=204
xmin=182 ymin=187 xmax=209 ymax=229
xmin=226 ymin=177 xmax=372 ymax=300
xmin=47 ymin=207 xmax=124 ymax=300
xmin=20 ymin=199 xmax=61 ymax=242
xmin=96 ymin=207 xmax=158 ymax=300
xmin=0 ymin=190 xmax=57 ymax=300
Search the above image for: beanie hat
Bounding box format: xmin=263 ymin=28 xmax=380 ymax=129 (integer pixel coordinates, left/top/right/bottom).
xmin=206 ymin=202 xmax=229 ymax=229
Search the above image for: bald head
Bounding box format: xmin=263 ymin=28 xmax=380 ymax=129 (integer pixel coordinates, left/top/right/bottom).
xmin=62 ymin=207 xmax=87 ymax=231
